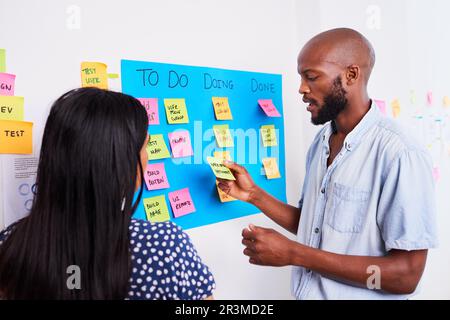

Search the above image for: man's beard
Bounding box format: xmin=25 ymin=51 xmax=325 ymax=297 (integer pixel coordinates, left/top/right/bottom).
xmin=311 ymin=76 xmax=348 ymax=125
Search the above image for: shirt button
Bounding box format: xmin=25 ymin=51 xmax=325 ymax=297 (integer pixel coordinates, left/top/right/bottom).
xmin=314 ymin=227 xmax=320 ymax=234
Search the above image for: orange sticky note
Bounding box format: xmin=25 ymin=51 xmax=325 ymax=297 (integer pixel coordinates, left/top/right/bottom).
xmin=391 ymin=99 xmax=401 ymax=118
xmin=443 ymin=96 xmax=450 ymax=108
xmin=216 ymin=181 xmax=237 ymax=203
xmin=0 ymin=120 xmax=33 ymax=154
xmin=212 ymin=97 xmax=233 ymax=120
xmin=262 ymin=157 xmax=281 ymax=179
xmin=80 ymin=62 xmax=108 ymax=89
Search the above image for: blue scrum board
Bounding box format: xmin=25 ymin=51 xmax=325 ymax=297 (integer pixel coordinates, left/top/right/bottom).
xmin=121 ymin=59 xmax=286 ymax=230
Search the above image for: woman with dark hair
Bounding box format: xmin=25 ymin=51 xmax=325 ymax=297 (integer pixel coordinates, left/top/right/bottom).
xmin=0 ymin=87 xmax=215 ymax=300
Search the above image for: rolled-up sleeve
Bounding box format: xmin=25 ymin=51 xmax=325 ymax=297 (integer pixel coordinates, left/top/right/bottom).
xmin=377 ymin=149 xmax=439 ymax=252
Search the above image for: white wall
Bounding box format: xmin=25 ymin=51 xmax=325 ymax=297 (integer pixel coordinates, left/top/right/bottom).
xmin=1 ymin=0 xmax=449 ymax=299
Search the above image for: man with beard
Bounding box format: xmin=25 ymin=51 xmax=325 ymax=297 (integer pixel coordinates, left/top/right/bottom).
xmin=217 ymin=28 xmax=438 ymax=299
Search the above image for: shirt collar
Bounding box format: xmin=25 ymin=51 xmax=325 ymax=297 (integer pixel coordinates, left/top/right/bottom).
xmin=321 ymin=100 xmax=381 ymax=152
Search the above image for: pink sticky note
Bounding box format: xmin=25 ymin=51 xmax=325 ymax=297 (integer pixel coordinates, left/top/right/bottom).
xmin=168 ymin=188 xmax=196 ymax=218
xmin=258 ymin=99 xmax=281 ymax=117
xmin=432 ymin=166 xmax=440 ymax=182
xmin=168 ymin=130 xmax=193 ymax=158
xmin=374 ymin=99 xmax=386 ymax=115
xmin=0 ymin=73 xmax=15 ymax=96
xmin=137 ymin=98 xmax=159 ymax=125
xmin=427 ymin=91 xmax=433 ymax=106
xmin=144 ymin=163 xmax=170 ymax=190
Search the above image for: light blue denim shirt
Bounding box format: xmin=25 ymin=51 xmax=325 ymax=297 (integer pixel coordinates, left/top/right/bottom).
xmin=292 ymin=100 xmax=439 ymax=300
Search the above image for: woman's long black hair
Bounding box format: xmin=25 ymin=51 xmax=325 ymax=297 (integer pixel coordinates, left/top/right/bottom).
xmin=0 ymin=87 xmax=148 ymax=299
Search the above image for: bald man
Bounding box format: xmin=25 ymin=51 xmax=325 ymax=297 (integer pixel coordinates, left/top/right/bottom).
xmin=217 ymin=28 xmax=438 ymax=299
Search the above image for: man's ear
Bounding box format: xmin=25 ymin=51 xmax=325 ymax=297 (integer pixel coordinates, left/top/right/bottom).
xmin=345 ymin=65 xmax=360 ymax=85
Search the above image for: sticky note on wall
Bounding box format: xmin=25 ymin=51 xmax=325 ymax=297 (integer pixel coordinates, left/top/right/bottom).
xmin=164 ymin=98 xmax=189 ymax=124
xmin=213 ymin=124 xmax=234 ymax=148
xmin=168 ymin=188 xmax=196 ymax=218
xmin=0 ymin=96 xmax=24 ymax=121
xmin=0 ymin=120 xmax=33 ymax=154
xmin=137 ymin=98 xmax=159 ymax=125
xmin=212 ymin=97 xmax=233 ymax=120
xmin=146 ymin=134 xmax=171 ymax=160
xmin=206 ymin=156 xmax=236 ymax=180
xmin=143 ymin=195 xmax=171 ymax=223
xmin=262 ymin=157 xmax=281 ymax=179
xmin=260 ymin=124 xmax=277 ymax=147
xmin=80 ymin=62 xmax=108 ymax=89
xmin=213 ymin=150 xmax=232 ymax=161
xmin=374 ymin=99 xmax=386 ymax=115
xmin=168 ymin=130 xmax=193 ymax=158
xmin=258 ymin=99 xmax=281 ymax=117
xmin=391 ymin=99 xmax=401 ymax=118
xmin=145 ymin=162 xmax=170 ymax=190
xmin=0 ymin=73 xmax=15 ymax=96
xmin=0 ymin=49 xmax=5 ymax=73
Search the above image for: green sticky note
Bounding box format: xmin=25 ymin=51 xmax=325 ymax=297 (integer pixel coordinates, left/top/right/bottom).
xmin=213 ymin=124 xmax=234 ymax=148
xmin=0 ymin=96 xmax=24 ymax=121
xmin=146 ymin=134 xmax=171 ymax=160
xmin=0 ymin=49 xmax=5 ymax=73
xmin=206 ymin=156 xmax=236 ymax=180
xmin=143 ymin=195 xmax=171 ymax=223
xmin=260 ymin=124 xmax=277 ymax=147
xmin=164 ymin=98 xmax=189 ymax=124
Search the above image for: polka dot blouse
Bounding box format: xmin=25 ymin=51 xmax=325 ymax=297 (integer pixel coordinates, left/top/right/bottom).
xmin=0 ymin=219 xmax=216 ymax=300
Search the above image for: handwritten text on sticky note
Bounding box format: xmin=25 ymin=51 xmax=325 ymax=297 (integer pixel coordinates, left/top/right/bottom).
xmin=145 ymin=162 xmax=170 ymax=190
xmin=262 ymin=157 xmax=281 ymax=179
xmin=80 ymin=62 xmax=108 ymax=89
xmin=212 ymin=97 xmax=233 ymax=120
xmin=168 ymin=130 xmax=193 ymax=158
xmin=146 ymin=134 xmax=171 ymax=160
xmin=260 ymin=124 xmax=277 ymax=147
xmin=213 ymin=124 xmax=234 ymax=148
xmin=137 ymin=98 xmax=159 ymax=125
xmin=258 ymin=99 xmax=281 ymax=117
xmin=164 ymin=98 xmax=189 ymax=124
xmin=216 ymin=181 xmax=236 ymax=203
xmin=143 ymin=195 xmax=171 ymax=222
xmin=206 ymin=156 xmax=236 ymax=180
xmin=0 ymin=96 xmax=24 ymax=121
xmin=169 ymin=188 xmax=196 ymax=218
xmin=0 ymin=120 xmax=33 ymax=154
xmin=0 ymin=73 xmax=15 ymax=96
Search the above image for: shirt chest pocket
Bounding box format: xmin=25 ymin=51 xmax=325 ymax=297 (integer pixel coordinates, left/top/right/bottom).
xmin=326 ymin=183 xmax=370 ymax=233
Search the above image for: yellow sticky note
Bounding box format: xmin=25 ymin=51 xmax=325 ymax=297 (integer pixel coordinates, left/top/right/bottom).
xmin=260 ymin=124 xmax=277 ymax=147
xmin=262 ymin=158 xmax=281 ymax=179
xmin=391 ymin=99 xmax=401 ymax=118
xmin=212 ymin=97 xmax=233 ymax=120
xmin=0 ymin=120 xmax=33 ymax=154
xmin=215 ymin=181 xmax=237 ymax=203
xmin=164 ymin=98 xmax=189 ymax=124
xmin=80 ymin=62 xmax=108 ymax=89
xmin=146 ymin=134 xmax=171 ymax=160
xmin=213 ymin=150 xmax=232 ymax=161
xmin=0 ymin=96 xmax=24 ymax=121
xmin=0 ymin=49 xmax=5 ymax=73
xmin=213 ymin=124 xmax=234 ymax=148
xmin=443 ymin=96 xmax=450 ymax=108
xmin=206 ymin=156 xmax=236 ymax=180
xmin=143 ymin=195 xmax=171 ymax=223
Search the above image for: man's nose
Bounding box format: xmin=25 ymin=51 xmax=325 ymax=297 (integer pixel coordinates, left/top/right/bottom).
xmin=299 ymin=80 xmax=311 ymax=95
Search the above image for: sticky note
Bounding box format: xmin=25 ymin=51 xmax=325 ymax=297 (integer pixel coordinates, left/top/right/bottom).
xmin=391 ymin=99 xmax=401 ymax=118
xmin=258 ymin=99 xmax=281 ymax=117
xmin=137 ymin=98 xmax=159 ymax=125
xmin=427 ymin=91 xmax=433 ymax=106
xmin=260 ymin=124 xmax=277 ymax=147
xmin=213 ymin=124 xmax=234 ymax=148
xmin=80 ymin=62 xmax=108 ymax=89
xmin=107 ymin=73 xmax=119 ymax=79
xmin=212 ymin=97 xmax=233 ymax=120
xmin=443 ymin=96 xmax=450 ymax=108
xmin=168 ymin=130 xmax=193 ymax=158
xmin=215 ymin=181 xmax=237 ymax=203
xmin=374 ymin=99 xmax=386 ymax=115
xmin=206 ymin=156 xmax=236 ymax=180
xmin=213 ymin=150 xmax=232 ymax=161
xmin=0 ymin=73 xmax=15 ymax=96
xmin=164 ymin=98 xmax=189 ymax=124
xmin=0 ymin=96 xmax=24 ymax=121
xmin=144 ymin=162 xmax=170 ymax=190
xmin=0 ymin=49 xmax=5 ymax=73
xmin=168 ymin=188 xmax=196 ymax=218
xmin=0 ymin=120 xmax=33 ymax=154
xmin=143 ymin=195 xmax=171 ymax=223
xmin=262 ymin=158 xmax=281 ymax=179
xmin=432 ymin=166 xmax=440 ymax=182
xmin=146 ymin=134 xmax=171 ymax=160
